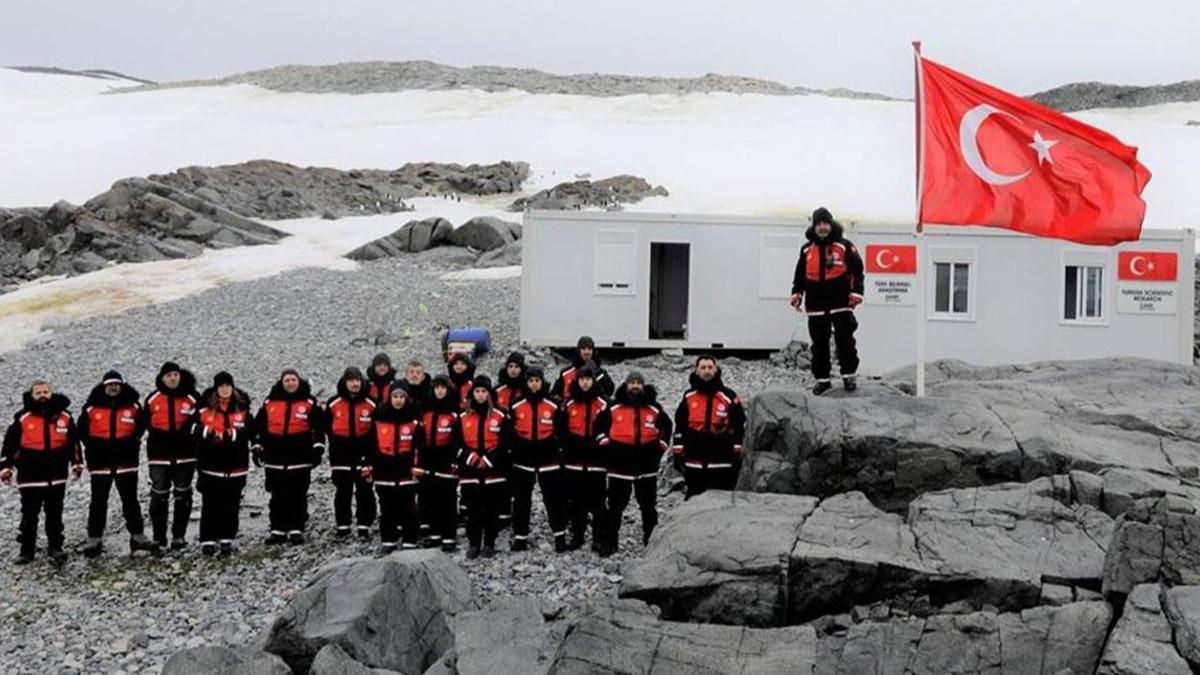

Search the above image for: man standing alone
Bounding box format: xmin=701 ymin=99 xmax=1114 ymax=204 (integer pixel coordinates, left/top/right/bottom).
xmin=790 ymin=207 xmax=865 ymax=395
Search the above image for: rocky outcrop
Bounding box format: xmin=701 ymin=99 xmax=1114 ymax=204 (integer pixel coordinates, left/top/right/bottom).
xmin=453 ymin=598 xmax=564 ymax=675
xmin=346 ymin=217 xmax=453 ymax=260
xmin=309 ymin=644 xmax=400 ymax=675
xmin=1163 ymin=586 xmax=1200 ymax=668
xmin=1 ymin=179 xmax=287 ymax=289
xmin=740 ymin=358 xmax=1200 ymax=513
xmin=474 ymin=240 xmax=522 ymax=267
xmin=1098 ymin=584 xmax=1191 ymax=674
xmin=510 ymin=175 xmax=668 ymax=212
xmin=1031 ymin=80 xmax=1200 ymax=112
xmin=161 ymin=646 xmax=292 ymax=674
xmin=1103 ymin=495 xmax=1200 ymax=597
xmin=622 ymin=481 xmax=1112 ymax=626
xmin=260 ymin=550 xmax=479 ymax=673
xmin=446 ymin=216 xmax=521 ymax=251
xmin=347 ymin=215 xmax=523 ymax=267
xmin=149 ymin=160 xmax=529 ymax=220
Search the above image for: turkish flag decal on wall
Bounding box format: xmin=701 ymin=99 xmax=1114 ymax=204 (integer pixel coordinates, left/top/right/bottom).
xmin=1117 ymin=251 xmax=1177 ymax=282
xmin=918 ymin=57 xmax=1151 ymax=246
xmin=865 ymin=245 xmax=918 ymax=274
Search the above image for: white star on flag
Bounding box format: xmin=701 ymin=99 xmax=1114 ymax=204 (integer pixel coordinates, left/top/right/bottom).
xmin=1029 ymin=130 xmax=1058 ymax=166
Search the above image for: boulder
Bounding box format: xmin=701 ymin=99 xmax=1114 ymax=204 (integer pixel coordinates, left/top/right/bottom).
xmin=1163 ymin=586 xmax=1200 ymax=668
xmin=454 ymin=597 xmax=562 ymax=675
xmin=547 ymin=599 xmax=817 ymax=675
xmin=162 ymin=646 xmax=292 ymax=675
xmin=475 ymin=240 xmax=522 ymax=268
xmin=622 ymin=481 xmax=1113 ymax=626
xmin=1103 ymin=495 xmax=1200 ymax=597
xmin=447 ymin=216 xmax=521 ymax=251
xmin=261 ymin=550 xmax=480 ymax=673
xmin=510 ymin=175 xmax=668 ymax=211
xmin=346 ymin=218 xmax=454 ymax=260
xmin=413 ymin=246 xmax=479 ymax=268
xmin=741 ymin=359 xmax=1200 ymax=514
xmin=309 ymin=643 xmax=401 ymax=675
xmin=1097 ymin=584 xmax=1191 ymax=674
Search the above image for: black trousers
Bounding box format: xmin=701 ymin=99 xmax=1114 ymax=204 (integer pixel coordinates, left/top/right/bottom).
xmin=462 ymin=480 xmax=505 ymax=548
xmin=511 ymin=468 xmax=568 ymax=541
xmin=606 ymin=476 xmax=658 ymax=548
xmin=197 ymin=474 xmax=245 ymax=543
xmin=565 ymin=469 xmax=607 ymax=544
xmin=88 ymin=471 xmax=144 ymax=538
xmin=683 ymin=465 xmax=740 ymax=499
xmin=419 ymin=474 xmax=458 ymax=542
xmin=332 ymin=469 xmax=376 ymax=530
xmin=149 ymin=463 xmax=195 ymax=543
xmin=376 ymin=484 xmax=419 ymax=545
xmin=808 ymin=311 xmax=860 ymax=380
xmin=265 ymin=468 xmax=311 ymax=533
xmin=19 ymin=484 xmax=66 ymax=556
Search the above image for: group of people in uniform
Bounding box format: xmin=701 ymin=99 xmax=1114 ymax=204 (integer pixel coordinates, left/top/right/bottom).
xmin=1 ymin=337 xmax=746 ymax=565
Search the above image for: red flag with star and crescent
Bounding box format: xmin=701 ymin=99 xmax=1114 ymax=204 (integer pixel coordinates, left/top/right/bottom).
xmin=917 ymin=56 xmax=1152 ymax=245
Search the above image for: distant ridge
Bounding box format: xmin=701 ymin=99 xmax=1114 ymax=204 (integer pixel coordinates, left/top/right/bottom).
xmin=7 ymin=65 xmax=156 ymax=85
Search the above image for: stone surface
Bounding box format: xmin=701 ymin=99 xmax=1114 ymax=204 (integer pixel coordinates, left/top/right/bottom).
xmin=474 ymin=240 xmax=522 ymax=267
xmin=1098 ymin=584 xmax=1191 ymax=674
xmin=454 ymin=597 xmax=561 ymax=675
xmin=347 ymin=217 xmax=453 ymax=260
xmin=309 ymin=643 xmax=401 ymax=675
xmin=1103 ymin=495 xmax=1200 ymax=597
xmin=446 ymin=216 xmax=521 ymax=251
xmin=161 ymin=646 xmax=292 ymax=675
xmin=261 ymin=550 xmax=480 ymax=673
xmin=510 ymin=175 xmax=668 ymax=212
xmin=1163 ymin=585 xmax=1200 ymax=668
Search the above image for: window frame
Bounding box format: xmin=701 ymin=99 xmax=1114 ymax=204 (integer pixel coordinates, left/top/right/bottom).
xmin=927 ymin=246 xmax=977 ymax=322
xmin=1060 ymin=250 xmax=1111 ymax=327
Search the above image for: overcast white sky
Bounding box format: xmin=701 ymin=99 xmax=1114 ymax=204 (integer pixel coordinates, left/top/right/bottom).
xmin=1 ymin=0 xmax=1196 ymax=97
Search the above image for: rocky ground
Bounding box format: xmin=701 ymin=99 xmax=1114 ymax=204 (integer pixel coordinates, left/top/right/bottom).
xmin=0 ymin=253 xmax=804 ymax=675
xmin=1031 ymin=79 xmax=1200 ymax=112
xmin=111 ymin=60 xmax=894 ymax=101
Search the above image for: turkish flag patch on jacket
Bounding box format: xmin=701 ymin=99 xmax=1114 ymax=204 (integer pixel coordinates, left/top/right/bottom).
xmin=865 ymin=245 xmax=917 ymax=274
xmin=1117 ymin=251 xmax=1177 ymax=281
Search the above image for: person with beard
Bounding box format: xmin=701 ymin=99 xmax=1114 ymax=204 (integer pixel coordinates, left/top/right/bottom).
xmin=555 ymin=362 xmax=608 ymax=552
xmin=254 ymin=368 xmax=326 ymax=545
xmin=595 ymin=372 xmax=672 ymax=556
xmin=672 ymin=355 xmax=747 ymax=498
xmin=143 ymin=362 xmax=200 ymax=550
xmin=401 ymin=361 xmax=433 ymax=412
xmin=551 ymin=336 xmax=615 ymax=403
xmin=364 ymin=383 xmax=423 ymax=553
xmin=446 ymin=353 xmax=476 ymax=411
xmin=1 ymin=381 xmax=82 ymax=565
xmin=790 ymin=207 xmax=865 ymax=395
xmin=417 ymin=374 xmax=461 ymax=552
xmin=79 ymin=370 xmax=156 ymax=557
xmin=493 ymin=352 xmax=526 ymax=412
xmin=193 ymin=372 xmax=253 ymax=557
xmin=325 ymin=367 xmax=377 ymax=540
xmin=456 ymin=376 xmax=511 ymax=559
xmin=509 ymin=366 xmax=568 ymax=552
xmin=366 ymin=353 xmax=397 ymax=405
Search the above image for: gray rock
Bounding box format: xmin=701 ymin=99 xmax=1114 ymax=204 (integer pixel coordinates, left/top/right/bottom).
xmin=162 ymin=646 xmax=292 ymax=675
xmin=261 ymin=550 xmax=480 ymax=673
xmin=510 ymin=175 xmax=669 ymax=211
xmin=447 ymin=216 xmax=521 ymax=251
xmin=310 ymin=643 xmax=401 ymax=675
xmin=413 ymin=245 xmax=479 ymax=267
xmin=1163 ymin=586 xmax=1200 ymax=668
xmin=474 ymin=240 xmax=521 ymax=268
xmin=454 ymin=597 xmax=560 ymax=675
xmin=548 ymin=599 xmax=817 ymax=674
xmin=1103 ymin=495 xmax=1200 ymax=597
xmin=1098 ymin=584 xmax=1191 ymax=674
xmin=347 ymin=218 xmax=454 ymax=260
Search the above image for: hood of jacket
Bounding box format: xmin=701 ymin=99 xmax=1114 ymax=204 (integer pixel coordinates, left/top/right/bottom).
xmin=154 ymin=368 xmax=198 ymax=398
xmin=805 ymin=219 xmax=845 ymax=244
xmin=613 ymin=382 xmax=659 ymax=407
xmin=200 ymin=386 xmax=251 ymax=412
xmin=19 ymin=391 xmax=71 ymax=418
xmin=266 ymin=378 xmax=313 ymax=402
xmin=448 ymin=357 xmax=476 ymax=387
xmin=688 ymin=370 xmax=726 ymax=394
xmin=335 ymin=373 xmax=370 ymax=402
xmin=367 ymin=366 xmax=397 ymax=388
xmin=84 ymin=381 xmax=141 ymax=409
xmin=374 ymin=399 xmax=420 ymax=424
xmin=568 ymin=377 xmax=603 ymax=402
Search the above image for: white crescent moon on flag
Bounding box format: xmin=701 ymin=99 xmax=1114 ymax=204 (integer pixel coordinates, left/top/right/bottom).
xmin=1129 ymin=255 xmax=1149 ymax=276
xmin=959 ymin=104 xmax=1031 ymax=186
xmin=875 ymin=250 xmax=894 ymax=269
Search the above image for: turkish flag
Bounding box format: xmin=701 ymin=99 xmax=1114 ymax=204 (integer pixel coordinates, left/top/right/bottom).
xmin=918 ymin=57 xmax=1151 ymax=245
xmin=1117 ymin=251 xmax=1177 ymax=281
xmin=865 ymin=244 xmax=917 ymax=274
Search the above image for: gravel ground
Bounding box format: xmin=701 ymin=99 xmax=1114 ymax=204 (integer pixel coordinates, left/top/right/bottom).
xmin=0 ymin=255 xmax=810 ymax=674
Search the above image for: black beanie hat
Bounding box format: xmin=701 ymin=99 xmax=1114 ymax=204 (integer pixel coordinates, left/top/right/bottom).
xmin=812 ymin=207 xmax=834 ymax=226
xmin=280 ymin=368 xmax=300 ymax=380
xmin=431 ymin=374 xmax=451 ymax=389
xmin=525 ymin=365 xmax=545 ymax=382
xmin=471 ymin=375 xmax=493 ymax=392
xmin=577 ymin=335 xmax=595 ymax=350
xmin=450 ymin=352 xmax=473 ymax=367
xmin=158 ymin=361 xmax=182 ymax=376
xmin=625 ymin=371 xmax=645 ymax=385
xmin=343 ymin=366 xmax=365 ymax=382
xmin=577 ymin=361 xmax=598 ymax=379
xmin=372 ymin=352 xmax=391 ymax=368
xmin=213 ymin=371 xmax=234 ymax=388
xmin=389 ymin=380 xmax=411 ymax=399
xmin=102 ymin=370 xmax=124 ymax=385
xmin=506 ymin=351 xmax=526 ymax=368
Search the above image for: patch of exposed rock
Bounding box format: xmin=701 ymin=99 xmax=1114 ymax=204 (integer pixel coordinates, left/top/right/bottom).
xmin=1031 ymin=79 xmax=1200 ymax=112
xmin=509 ymin=175 xmax=668 ymax=212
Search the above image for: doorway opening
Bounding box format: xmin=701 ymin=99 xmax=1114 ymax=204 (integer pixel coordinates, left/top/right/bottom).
xmin=649 ymin=242 xmax=690 ymax=340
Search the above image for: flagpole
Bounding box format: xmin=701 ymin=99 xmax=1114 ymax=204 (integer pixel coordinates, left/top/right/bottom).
xmin=913 ymin=41 xmax=927 ymax=398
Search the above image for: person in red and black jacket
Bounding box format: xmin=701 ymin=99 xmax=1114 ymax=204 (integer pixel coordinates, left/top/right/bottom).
xmin=364 ymin=382 xmax=424 ymax=553
xmin=417 ymin=374 xmax=461 ymax=552
xmin=456 ymin=375 xmax=511 ymax=559
xmin=447 ymin=353 xmax=476 ymax=411
xmin=78 ymin=370 xmax=155 ymax=558
xmin=192 ymin=371 xmax=253 ymax=557
xmin=401 ymin=361 xmax=433 ymax=413
xmin=595 ymin=371 xmax=672 ymax=555
xmin=672 ymin=355 xmax=747 ymax=498
xmin=143 ymin=361 xmax=200 ymax=550
xmin=1 ymin=381 xmax=82 ymax=565
xmin=366 ymin=352 xmax=397 ymax=405
xmin=494 ymin=352 xmax=526 ymax=412
xmin=554 ymin=362 xmax=609 ymax=552
xmin=551 ymin=336 xmax=615 ymax=403
xmin=509 ymin=366 xmax=568 ymax=552
xmin=254 ymin=368 xmax=326 ymax=545
xmin=324 ymin=367 xmax=377 ymax=540
xmin=790 ymin=207 xmax=865 ymax=395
